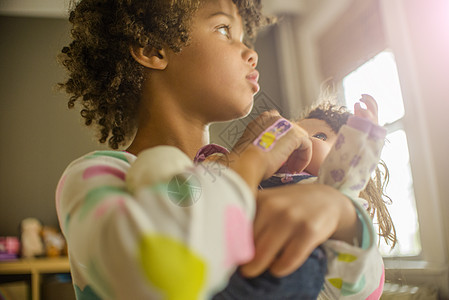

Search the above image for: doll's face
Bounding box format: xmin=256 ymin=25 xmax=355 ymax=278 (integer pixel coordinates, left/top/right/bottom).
xmin=297 ymin=118 xmax=337 ymax=176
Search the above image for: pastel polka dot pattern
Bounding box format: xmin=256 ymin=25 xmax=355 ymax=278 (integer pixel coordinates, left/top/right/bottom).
xmin=94 ymin=196 xmax=126 ymax=218
xmin=224 ymin=205 xmax=254 ymax=268
xmin=330 ymin=169 xmax=345 ymax=182
xmin=83 ymin=165 xmax=125 ymax=181
xmin=87 ymin=260 xmax=113 ymax=299
xmin=341 ymin=275 xmax=366 ymax=296
xmin=329 ymin=277 xmax=343 ymax=289
xmin=64 ymin=214 xmax=71 ymax=234
xmin=335 ymin=134 xmax=345 ymax=150
xmin=337 ymin=253 xmax=358 ymax=262
xmin=74 ymin=284 xmax=102 ymax=300
xmin=85 ymin=151 xmax=129 ymax=163
xmin=79 ymin=186 xmax=128 ymax=220
xmin=55 ymin=174 xmax=67 ymax=225
xmin=328 ymin=275 xmax=366 ymax=296
xmin=366 ymin=266 xmax=384 ymax=300
xmin=138 ymin=233 xmax=206 ymax=300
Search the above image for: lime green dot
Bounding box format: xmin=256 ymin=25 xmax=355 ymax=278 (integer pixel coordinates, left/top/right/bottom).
xmin=329 ymin=277 xmax=343 ymax=289
xmin=337 ymin=253 xmax=358 ymax=262
xmin=138 ymin=233 xmax=206 ymax=300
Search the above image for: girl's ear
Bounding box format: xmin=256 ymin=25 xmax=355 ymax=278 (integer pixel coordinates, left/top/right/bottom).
xmin=129 ymin=45 xmax=168 ymax=70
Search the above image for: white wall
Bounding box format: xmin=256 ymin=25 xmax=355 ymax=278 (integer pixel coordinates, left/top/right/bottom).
xmin=0 ymin=16 xmax=107 ymax=236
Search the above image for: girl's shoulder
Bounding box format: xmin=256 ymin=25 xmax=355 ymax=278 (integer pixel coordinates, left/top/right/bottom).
xmin=60 ymin=150 xmax=137 ymax=182
xmin=67 ymin=150 xmax=136 ymax=168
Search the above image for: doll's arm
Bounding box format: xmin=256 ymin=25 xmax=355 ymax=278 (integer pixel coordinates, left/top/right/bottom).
xmin=317 ymin=116 xmax=386 ymax=198
xmin=317 ymin=95 xmax=386 ymax=198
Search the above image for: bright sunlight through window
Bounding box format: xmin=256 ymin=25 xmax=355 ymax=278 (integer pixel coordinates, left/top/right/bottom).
xmin=342 ymin=51 xmax=421 ymax=257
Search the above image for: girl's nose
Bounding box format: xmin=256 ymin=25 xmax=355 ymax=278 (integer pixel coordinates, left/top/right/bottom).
xmin=245 ymin=47 xmax=258 ymax=68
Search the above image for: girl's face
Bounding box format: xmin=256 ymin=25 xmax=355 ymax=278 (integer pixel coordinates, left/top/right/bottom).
xmin=297 ymin=118 xmax=338 ymax=176
xmin=164 ymin=0 xmax=259 ymax=123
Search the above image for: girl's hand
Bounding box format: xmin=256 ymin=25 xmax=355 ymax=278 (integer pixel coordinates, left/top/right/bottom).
xmin=354 ymin=94 xmax=379 ymax=124
xmin=228 ymin=111 xmax=312 ymax=194
xmin=240 ymin=184 xmax=361 ymax=278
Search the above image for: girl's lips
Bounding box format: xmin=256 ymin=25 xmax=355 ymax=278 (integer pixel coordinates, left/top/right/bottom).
xmin=246 ymin=70 xmax=260 ymax=93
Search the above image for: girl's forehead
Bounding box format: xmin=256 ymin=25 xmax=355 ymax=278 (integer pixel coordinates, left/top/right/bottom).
xmin=198 ymin=0 xmax=241 ymax=19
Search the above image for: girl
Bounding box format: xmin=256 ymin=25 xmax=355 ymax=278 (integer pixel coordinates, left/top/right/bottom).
xmin=57 ymin=0 xmax=383 ymax=299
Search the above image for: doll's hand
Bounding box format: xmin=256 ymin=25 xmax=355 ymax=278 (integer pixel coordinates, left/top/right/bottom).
xmin=354 ymin=94 xmax=379 ymax=125
xmin=240 ymin=184 xmax=360 ymax=278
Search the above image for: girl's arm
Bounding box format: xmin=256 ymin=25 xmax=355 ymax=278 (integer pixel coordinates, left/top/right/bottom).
xmin=57 ymin=150 xmax=256 ymax=299
xmin=239 ymin=183 xmax=361 ymax=277
xmin=239 ymin=183 xmax=384 ymax=299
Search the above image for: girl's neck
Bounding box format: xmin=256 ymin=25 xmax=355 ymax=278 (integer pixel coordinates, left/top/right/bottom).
xmin=127 ymin=124 xmax=209 ymax=160
xmin=126 ymin=97 xmax=210 ymax=160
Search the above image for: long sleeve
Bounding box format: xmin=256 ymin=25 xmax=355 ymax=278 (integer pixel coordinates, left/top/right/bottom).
xmin=317 ymin=115 xmax=387 ymax=200
xmin=317 ymin=116 xmax=387 ymax=299
xmin=319 ymin=202 xmax=385 ymax=300
xmin=55 ymin=147 xmax=256 ymax=299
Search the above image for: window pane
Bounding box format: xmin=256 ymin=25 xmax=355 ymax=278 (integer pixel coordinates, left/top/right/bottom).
xmin=342 ymin=51 xmax=405 ymax=125
xmin=376 ymin=130 xmax=421 ymax=256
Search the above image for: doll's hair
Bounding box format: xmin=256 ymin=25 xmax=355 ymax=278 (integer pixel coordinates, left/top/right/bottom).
xmin=58 ymin=0 xmax=271 ymax=149
xmin=300 ymin=102 xmax=397 ymax=248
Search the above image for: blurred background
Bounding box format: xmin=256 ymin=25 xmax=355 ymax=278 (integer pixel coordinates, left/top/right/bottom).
xmin=1 ymin=0 xmax=448 ymax=298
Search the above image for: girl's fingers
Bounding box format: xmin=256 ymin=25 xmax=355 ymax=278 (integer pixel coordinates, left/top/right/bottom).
xmin=270 ymin=125 xmax=312 ymax=174
xmin=281 ymin=135 xmax=312 ymax=174
xmin=268 ymin=232 xmax=318 ymax=277
xmin=240 ymin=216 xmax=293 ymax=277
xmin=252 ymin=189 xmax=279 ymax=241
xmin=251 ymin=120 xmax=311 ymax=179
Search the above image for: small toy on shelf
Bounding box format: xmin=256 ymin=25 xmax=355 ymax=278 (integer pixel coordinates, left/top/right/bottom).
xmin=0 ymin=236 xmax=20 ymax=261
xmin=41 ymin=226 xmax=66 ymax=257
xmin=20 ymin=218 xmax=44 ymax=258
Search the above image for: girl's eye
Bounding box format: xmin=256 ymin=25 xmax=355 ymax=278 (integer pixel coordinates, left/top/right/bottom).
xmin=313 ymin=133 xmax=327 ymax=141
xmin=217 ymin=25 xmax=231 ymax=39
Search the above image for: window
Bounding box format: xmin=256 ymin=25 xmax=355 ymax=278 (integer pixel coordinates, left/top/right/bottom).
xmin=342 ymin=51 xmax=421 ymax=257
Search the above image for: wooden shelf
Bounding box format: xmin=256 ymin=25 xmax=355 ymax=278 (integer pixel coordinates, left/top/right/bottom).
xmin=0 ymin=257 xmax=70 ymax=300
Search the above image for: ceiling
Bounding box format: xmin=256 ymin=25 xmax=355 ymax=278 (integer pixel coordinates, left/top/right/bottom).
xmin=0 ymin=0 xmax=318 ymax=19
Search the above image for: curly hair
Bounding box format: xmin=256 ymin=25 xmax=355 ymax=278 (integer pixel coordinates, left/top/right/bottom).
xmin=300 ymin=102 xmax=397 ymax=249
xmin=58 ymin=0 xmax=271 ymax=149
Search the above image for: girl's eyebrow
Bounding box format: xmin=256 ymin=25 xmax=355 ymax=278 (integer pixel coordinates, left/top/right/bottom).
xmin=208 ymin=11 xmax=235 ymax=21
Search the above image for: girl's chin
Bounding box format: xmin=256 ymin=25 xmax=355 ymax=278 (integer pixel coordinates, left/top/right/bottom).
xmin=239 ymin=99 xmax=254 ymax=117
